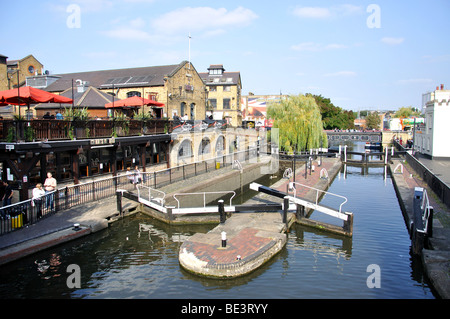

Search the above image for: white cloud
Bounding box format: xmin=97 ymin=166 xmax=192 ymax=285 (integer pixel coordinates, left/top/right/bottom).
xmin=152 ymin=6 xmax=258 ymax=35
xmin=291 ymin=42 xmax=348 ymax=52
xmin=324 ymin=71 xmax=357 ymax=77
xmin=381 ymin=37 xmax=405 ymax=45
xmin=293 ymin=4 xmax=363 ymax=19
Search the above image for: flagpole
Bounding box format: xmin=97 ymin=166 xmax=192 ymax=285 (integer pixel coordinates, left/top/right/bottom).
xmin=188 ymin=33 xmax=191 ymax=70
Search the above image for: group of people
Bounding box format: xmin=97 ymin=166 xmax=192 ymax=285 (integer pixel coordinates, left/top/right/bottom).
xmin=0 ymin=172 xmax=56 ymax=220
xmin=31 ymin=172 xmax=57 ymax=218
xmin=43 ymin=112 xmax=64 ymax=120
xmin=126 ymin=166 xmax=143 ymax=188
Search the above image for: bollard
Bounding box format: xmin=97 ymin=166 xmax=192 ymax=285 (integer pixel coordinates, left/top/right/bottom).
xmin=218 ymin=200 xmax=225 ymax=224
xmin=296 ymin=204 xmax=305 ymax=220
xmin=221 ymin=231 xmax=227 ymax=248
xmin=283 ymin=196 xmax=289 ymax=226
xmin=116 ymin=190 xmax=123 ymax=214
xmin=167 ymin=206 xmax=174 ymax=221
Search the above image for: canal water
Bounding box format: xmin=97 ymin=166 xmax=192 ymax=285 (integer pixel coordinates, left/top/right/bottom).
xmin=0 ymin=142 xmax=436 ymax=299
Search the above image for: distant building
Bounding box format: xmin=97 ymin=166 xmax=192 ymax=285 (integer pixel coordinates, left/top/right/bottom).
xmin=414 ymin=84 xmax=450 ymax=159
xmin=240 ymin=94 xmax=287 ymax=128
xmin=199 ymin=64 xmax=242 ymax=126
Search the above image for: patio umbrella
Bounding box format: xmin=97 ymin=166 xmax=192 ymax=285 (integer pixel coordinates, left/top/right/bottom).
xmin=0 ymin=86 xmax=73 ymax=117
xmin=0 ymin=86 xmax=73 ymax=105
xmin=105 ymin=95 xmax=164 ymax=108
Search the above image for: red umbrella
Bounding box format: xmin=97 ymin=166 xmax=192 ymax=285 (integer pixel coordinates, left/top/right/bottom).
xmin=105 ymin=95 xmax=164 ymax=108
xmin=0 ymin=86 xmax=73 ymax=105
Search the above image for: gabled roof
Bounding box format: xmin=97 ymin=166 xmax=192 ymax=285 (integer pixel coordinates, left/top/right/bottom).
xmin=35 ymin=86 xmax=115 ymax=109
xmin=45 ymin=61 xmax=190 ymax=92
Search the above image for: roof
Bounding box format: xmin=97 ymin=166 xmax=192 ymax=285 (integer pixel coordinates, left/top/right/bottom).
xmin=6 ymin=54 xmax=43 ymax=67
xmin=199 ymin=71 xmax=241 ymax=86
xmin=45 ymin=61 xmax=189 ymax=92
xmin=35 ymin=86 xmax=115 ymax=109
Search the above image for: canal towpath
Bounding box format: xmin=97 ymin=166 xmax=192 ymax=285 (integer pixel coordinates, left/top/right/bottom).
xmin=390 ymin=157 xmax=450 ymax=299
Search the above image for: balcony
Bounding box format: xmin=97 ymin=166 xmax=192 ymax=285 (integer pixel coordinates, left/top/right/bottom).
xmin=0 ymin=118 xmax=171 ymax=142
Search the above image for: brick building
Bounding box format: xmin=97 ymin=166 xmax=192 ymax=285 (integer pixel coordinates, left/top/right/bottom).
xmin=199 ymin=64 xmax=242 ymax=127
xmin=44 ymin=60 xmax=207 ymax=120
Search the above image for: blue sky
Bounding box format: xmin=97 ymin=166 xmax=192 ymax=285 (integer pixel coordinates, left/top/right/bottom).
xmin=1 ymin=0 xmax=449 ymax=111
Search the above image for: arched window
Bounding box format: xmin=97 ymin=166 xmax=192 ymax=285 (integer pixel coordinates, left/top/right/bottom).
xmin=198 ymin=138 xmax=211 ymax=155
xmin=127 ymin=91 xmax=141 ymax=98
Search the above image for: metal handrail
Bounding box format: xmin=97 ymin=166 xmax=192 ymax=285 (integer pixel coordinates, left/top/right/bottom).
xmin=420 ymin=188 xmax=433 ymax=234
xmin=172 ymin=191 xmax=236 ymax=209
xmin=289 ymin=182 xmax=348 ymax=214
xmin=137 ymin=185 xmax=166 ymax=205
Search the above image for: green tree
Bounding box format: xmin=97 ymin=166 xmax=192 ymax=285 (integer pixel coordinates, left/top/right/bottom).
xmin=309 ymin=94 xmax=355 ymax=130
xmin=267 ymin=94 xmax=328 ymax=153
xmin=365 ymin=112 xmax=381 ymax=130
xmin=394 ymin=106 xmax=421 ymax=118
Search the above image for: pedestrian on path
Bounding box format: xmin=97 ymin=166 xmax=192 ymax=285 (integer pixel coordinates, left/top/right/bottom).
xmin=32 ymin=183 xmax=45 ymax=218
xmin=2 ymin=181 xmax=13 ymax=207
xmin=133 ymin=166 xmax=142 ymax=189
xmin=44 ymin=172 xmax=57 ymax=210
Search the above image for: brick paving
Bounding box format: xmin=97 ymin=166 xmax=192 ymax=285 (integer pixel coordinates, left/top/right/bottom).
xmin=182 ymin=228 xmax=274 ymax=266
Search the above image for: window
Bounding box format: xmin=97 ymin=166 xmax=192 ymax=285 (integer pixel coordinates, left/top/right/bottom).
xmin=223 ymin=86 xmax=231 ymax=92
xmin=223 ymin=98 xmax=231 ymax=109
xmin=209 ymin=99 xmax=217 ymax=109
xmin=209 ymin=69 xmax=222 ymax=75
xmin=127 ymin=91 xmax=141 ymax=98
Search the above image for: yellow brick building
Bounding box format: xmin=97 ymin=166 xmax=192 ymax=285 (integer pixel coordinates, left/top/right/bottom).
xmin=44 ymin=61 xmax=207 ymax=120
xmin=4 ymin=54 xmax=44 ymax=89
xmin=199 ymin=64 xmax=242 ymax=127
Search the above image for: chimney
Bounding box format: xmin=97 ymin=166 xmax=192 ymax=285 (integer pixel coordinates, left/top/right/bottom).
xmin=441 ymin=84 xmax=444 ymax=90
xmin=76 ymin=79 xmax=88 ymax=93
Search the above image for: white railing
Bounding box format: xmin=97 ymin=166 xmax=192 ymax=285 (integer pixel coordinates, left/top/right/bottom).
xmin=172 ymin=191 xmax=236 ymax=210
xmin=419 ymin=188 xmax=433 ymax=234
xmin=289 ymin=182 xmax=348 ymax=214
xmin=137 ymin=185 xmax=166 ymax=206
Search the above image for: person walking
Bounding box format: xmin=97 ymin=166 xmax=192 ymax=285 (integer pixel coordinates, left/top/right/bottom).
xmin=32 ymin=183 xmax=46 ymax=219
xmin=2 ymin=181 xmax=13 ymax=207
xmin=44 ymin=172 xmax=57 ymax=210
xmin=133 ymin=166 xmax=142 ymax=189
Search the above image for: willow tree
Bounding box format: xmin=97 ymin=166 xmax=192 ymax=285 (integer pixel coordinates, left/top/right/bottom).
xmin=267 ymin=94 xmax=328 ymax=153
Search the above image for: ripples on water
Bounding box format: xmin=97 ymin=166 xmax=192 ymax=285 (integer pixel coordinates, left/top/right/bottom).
xmin=0 ymin=164 xmax=436 ymax=299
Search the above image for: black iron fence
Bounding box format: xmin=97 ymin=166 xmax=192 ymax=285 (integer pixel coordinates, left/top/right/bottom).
xmin=394 ymin=140 xmax=450 ymax=209
xmin=0 ymin=146 xmax=267 ymax=236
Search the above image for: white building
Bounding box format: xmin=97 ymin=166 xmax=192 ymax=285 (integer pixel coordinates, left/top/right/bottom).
xmin=414 ymin=85 xmax=450 ymax=158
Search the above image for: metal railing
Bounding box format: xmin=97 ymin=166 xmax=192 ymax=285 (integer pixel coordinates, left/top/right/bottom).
xmin=0 ymin=118 xmax=170 ymax=142
xmin=172 ymin=191 xmax=236 ymax=210
xmin=289 ymin=181 xmax=348 ymax=214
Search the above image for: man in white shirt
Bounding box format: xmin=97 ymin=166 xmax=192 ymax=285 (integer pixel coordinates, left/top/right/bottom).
xmin=44 ymin=172 xmax=57 ymax=210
